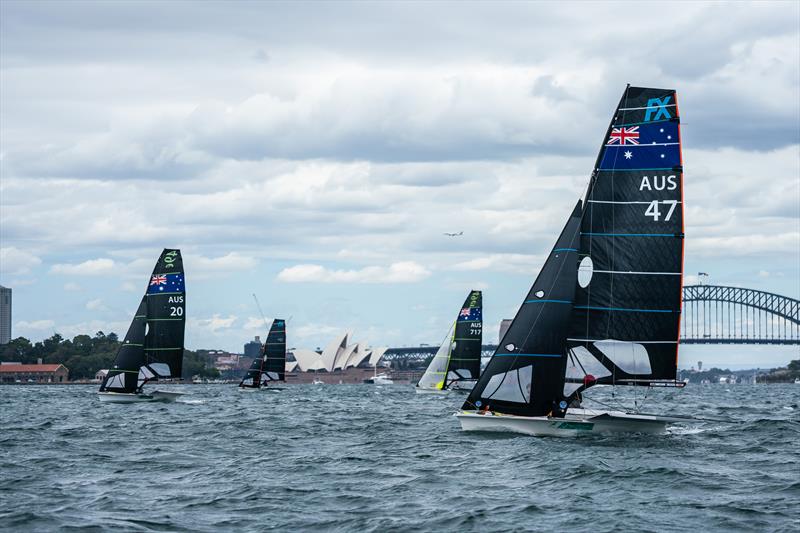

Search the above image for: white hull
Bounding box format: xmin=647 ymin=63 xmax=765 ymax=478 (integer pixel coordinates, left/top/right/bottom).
xmin=456 ymin=408 xmax=691 ymax=437
xmin=415 ymin=387 xmax=450 ymax=395
xmin=97 ymin=390 xmax=185 ymax=403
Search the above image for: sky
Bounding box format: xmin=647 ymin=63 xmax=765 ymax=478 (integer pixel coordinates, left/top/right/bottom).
xmin=1 ymin=1 xmax=798 ymax=368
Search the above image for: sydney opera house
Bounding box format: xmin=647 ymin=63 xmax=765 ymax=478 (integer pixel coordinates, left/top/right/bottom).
xmin=286 ymin=332 xmax=387 ymax=383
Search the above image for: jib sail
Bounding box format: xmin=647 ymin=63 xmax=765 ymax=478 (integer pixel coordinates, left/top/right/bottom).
xmin=462 ymin=204 xmax=582 ymax=416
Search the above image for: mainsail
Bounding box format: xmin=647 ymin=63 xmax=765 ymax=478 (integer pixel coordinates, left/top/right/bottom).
xmin=100 ymin=249 xmax=186 ymax=393
xmin=417 ymin=290 xmax=482 ymax=391
xmin=566 ymin=86 xmax=684 ymax=398
xmin=463 ymin=85 xmax=684 ymax=417
xmin=262 ymin=319 xmax=286 ymax=384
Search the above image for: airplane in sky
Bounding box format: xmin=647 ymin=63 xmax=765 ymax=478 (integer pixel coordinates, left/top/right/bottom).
xmin=443 ymin=231 xmax=463 ymax=237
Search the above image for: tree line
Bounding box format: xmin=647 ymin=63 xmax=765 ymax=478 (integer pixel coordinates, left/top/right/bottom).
xmin=0 ymin=332 xmax=220 ymax=381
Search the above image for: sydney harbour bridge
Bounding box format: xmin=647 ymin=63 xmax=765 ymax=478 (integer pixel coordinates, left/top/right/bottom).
xmin=384 ymin=285 xmax=800 ymax=364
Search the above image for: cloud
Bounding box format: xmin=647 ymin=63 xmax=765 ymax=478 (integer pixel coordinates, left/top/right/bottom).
xmin=1 ymin=1 xmax=798 ymax=357
xmin=187 ymin=252 xmax=258 ymax=279
xmin=190 ymin=314 xmax=238 ymax=333
xmin=63 ymin=282 xmax=82 ymax=291
xmin=452 ymin=253 xmax=543 ymax=274
xmin=277 ymin=261 xmax=431 ymax=283
xmin=0 ymin=247 xmax=42 ymax=276
xmin=50 ymin=258 xmax=115 ymax=275
xmin=85 ymin=298 xmax=106 ymax=311
xmin=14 ymin=319 xmax=55 ymax=331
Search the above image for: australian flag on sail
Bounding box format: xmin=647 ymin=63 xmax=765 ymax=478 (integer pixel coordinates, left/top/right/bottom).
xmin=457 ymin=307 xmax=482 ymax=322
xmin=599 ymin=121 xmax=679 ymax=170
xmin=147 ymin=272 xmax=185 ymax=294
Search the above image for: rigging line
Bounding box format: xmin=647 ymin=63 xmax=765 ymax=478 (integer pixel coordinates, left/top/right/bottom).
xmin=252 ymin=294 xmax=271 ymax=333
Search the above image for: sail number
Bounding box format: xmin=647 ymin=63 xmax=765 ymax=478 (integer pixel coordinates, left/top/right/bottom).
xmin=170 ymin=306 xmax=184 ymax=317
xmin=645 ymin=200 xmax=678 ymax=221
xmin=470 ymin=322 xmax=482 ymax=335
xmin=163 ymin=250 xmax=178 ymax=269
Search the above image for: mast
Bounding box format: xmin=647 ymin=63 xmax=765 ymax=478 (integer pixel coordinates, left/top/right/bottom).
xmin=100 ymin=249 xmax=186 ymax=393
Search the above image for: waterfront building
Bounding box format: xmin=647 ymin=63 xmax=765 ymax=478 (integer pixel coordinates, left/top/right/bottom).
xmin=0 ymin=361 xmax=69 ymax=383
xmin=0 ymin=286 xmax=11 ymax=344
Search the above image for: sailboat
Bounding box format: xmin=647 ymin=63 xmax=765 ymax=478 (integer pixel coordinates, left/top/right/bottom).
xmin=417 ymin=290 xmax=483 ymax=394
xmin=98 ymin=249 xmax=187 ymax=403
xmin=457 ymin=86 xmax=693 ymax=435
xmin=239 ymin=319 xmax=286 ymax=392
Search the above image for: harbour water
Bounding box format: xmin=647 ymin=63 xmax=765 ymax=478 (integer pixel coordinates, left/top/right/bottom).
xmin=1 ymin=384 xmax=798 ymax=532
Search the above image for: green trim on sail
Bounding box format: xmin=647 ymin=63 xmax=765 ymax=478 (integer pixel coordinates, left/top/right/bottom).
xmin=144 ymin=347 xmax=182 ymax=351
xmin=146 ymin=292 xmax=184 ymax=296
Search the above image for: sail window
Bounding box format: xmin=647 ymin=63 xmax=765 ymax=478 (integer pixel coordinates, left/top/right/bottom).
xmin=105 ymin=373 xmax=125 ymax=389
xmin=138 ymin=365 xmax=156 ymax=387
xmin=578 ymin=256 xmax=593 ymax=288
xmin=485 ymin=365 xmax=532 ymax=403
xmin=149 ymin=363 xmax=172 ymax=378
xmin=594 ymin=340 xmax=652 ymax=375
xmin=566 ymin=346 xmax=612 ymax=380
xmin=448 ymin=369 xmax=473 ymax=380
xmin=505 ymin=343 xmax=516 ymax=351
xmin=266 ymin=372 xmax=279 ymax=380
xmin=535 ymin=290 xmax=545 ymax=298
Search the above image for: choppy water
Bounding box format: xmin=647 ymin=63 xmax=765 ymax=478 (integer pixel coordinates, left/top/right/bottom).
xmin=1 ymin=383 xmax=798 ymax=532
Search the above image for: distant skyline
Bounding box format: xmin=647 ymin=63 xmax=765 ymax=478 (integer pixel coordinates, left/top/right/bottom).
xmin=1 ymin=1 xmax=798 ymax=368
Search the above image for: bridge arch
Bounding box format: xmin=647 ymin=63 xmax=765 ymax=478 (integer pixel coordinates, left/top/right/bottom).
xmin=681 ymin=285 xmax=799 ymax=345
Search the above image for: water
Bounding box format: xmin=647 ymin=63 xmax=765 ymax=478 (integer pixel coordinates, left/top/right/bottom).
xmin=1 ymin=384 xmax=798 ymax=532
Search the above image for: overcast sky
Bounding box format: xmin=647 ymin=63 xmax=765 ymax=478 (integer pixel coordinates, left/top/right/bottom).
xmin=1 ymin=1 xmax=798 ymax=368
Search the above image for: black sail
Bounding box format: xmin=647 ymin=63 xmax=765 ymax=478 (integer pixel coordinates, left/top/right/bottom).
xmin=446 ymin=290 xmax=482 ymax=386
xmin=565 ymin=86 xmax=684 ymax=399
xmin=262 ymin=319 xmax=286 ymax=383
xmin=239 ymin=350 xmax=264 ymax=389
xmin=99 ymin=249 xmax=186 ymax=394
xmin=99 ymin=298 xmax=147 ymax=393
xmin=462 ymin=203 xmax=582 ymax=416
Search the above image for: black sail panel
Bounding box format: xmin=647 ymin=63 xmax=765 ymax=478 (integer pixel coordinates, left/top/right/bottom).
xmin=566 ymin=86 xmax=684 ymax=397
xmin=263 ymin=319 xmax=286 ymax=382
xmin=99 ymin=298 xmax=147 ymax=393
xmin=446 ymin=290 xmax=482 ymax=385
xmin=462 ymin=203 xmax=582 ymax=416
xmin=239 ymin=349 xmax=264 ymax=388
xmin=144 ymin=249 xmax=186 ymax=382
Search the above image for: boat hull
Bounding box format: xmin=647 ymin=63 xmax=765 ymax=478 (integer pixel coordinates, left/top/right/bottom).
xmin=455 ymin=408 xmax=687 ymax=437
xmin=98 ymin=390 xmax=185 ymax=403
xmin=415 ymin=387 xmax=450 ymax=395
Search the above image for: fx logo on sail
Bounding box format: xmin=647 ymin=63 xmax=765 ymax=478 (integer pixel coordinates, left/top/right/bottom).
xmin=644 ymin=96 xmax=672 ymax=122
